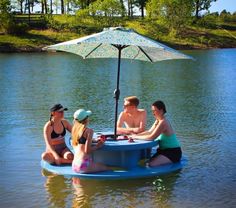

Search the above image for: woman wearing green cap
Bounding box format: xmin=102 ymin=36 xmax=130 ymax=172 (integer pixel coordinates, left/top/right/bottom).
xmin=41 ymin=104 xmax=74 ymax=165
xmin=71 ymin=109 xmax=109 ymax=173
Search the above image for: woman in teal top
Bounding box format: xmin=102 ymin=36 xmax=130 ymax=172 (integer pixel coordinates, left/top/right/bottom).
xmin=132 ymin=100 xmax=182 ymax=167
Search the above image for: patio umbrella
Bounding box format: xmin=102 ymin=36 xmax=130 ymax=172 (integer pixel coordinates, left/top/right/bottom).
xmin=43 ymin=27 xmax=192 ymax=138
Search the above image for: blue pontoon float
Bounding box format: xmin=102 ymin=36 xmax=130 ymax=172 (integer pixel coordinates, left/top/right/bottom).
xmin=41 ymin=133 xmax=187 ymax=180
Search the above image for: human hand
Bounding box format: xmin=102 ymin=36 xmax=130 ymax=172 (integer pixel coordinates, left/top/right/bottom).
xmin=99 ymin=135 xmax=106 ymax=143
xmin=130 ymin=134 xmax=137 ymax=139
xmin=132 ymin=128 xmax=140 ymax=134
xmin=96 ymin=139 xmax=104 ymax=149
xmin=128 ymin=137 xmax=134 ymax=143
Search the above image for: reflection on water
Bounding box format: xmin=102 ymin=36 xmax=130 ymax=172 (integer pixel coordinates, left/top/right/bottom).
xmin=72 ymin=177 xmax=90 ymax=208
xmin=42 ymin=168 xmax=181 ymax=208
xmin=42 ymin=170 xmax=71 ymax=208
xmin=0 ymin=49 xmax=236 ymax=207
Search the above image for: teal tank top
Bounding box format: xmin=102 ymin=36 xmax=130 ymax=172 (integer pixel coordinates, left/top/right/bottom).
xmin=155 ymin=134 xmax=180 ymax=150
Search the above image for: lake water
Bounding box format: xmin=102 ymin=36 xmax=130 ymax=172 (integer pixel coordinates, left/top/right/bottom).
xmin=0 ymin=49 xmax=236 ymax=208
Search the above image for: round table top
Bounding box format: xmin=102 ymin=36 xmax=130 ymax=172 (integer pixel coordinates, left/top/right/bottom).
xmin=98 ymin=139 xmax=158 ymax=151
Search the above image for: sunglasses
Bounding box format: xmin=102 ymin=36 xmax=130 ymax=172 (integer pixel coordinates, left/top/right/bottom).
xmin=124 ymin=103 xmax=135 ymax=107
xmin=56 ymin=111 xmax=64 ymax=114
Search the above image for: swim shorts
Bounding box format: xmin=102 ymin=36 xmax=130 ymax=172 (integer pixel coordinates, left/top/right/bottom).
xmin=151 ymin=147 xmax=182 ymax=163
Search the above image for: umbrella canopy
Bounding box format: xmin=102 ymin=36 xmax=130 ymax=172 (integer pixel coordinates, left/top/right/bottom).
xmin=44 ymin=27 xmax=192 ymax=138
xmin=44 ymin=27 xmax=191 ymax=62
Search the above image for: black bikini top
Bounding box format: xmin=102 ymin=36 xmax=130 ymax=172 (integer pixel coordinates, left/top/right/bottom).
xmin=51 ymin=121 xmax=66 ymax=139
xmin=78 ymin=128 xmax=87 ymax=144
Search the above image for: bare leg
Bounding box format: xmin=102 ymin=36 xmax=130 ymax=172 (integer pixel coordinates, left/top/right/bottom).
xmin=82 ymin=162 xmax=111 ymax=173
xmin=41 ymin=152 xmax=55 ymax=164
xmin=63 ymin=150 xmax=74 ymax=160
xmin=61 ymin=149 xmax=74 ymax=164
xmin=149 ymin=154 xmax=172 ymax=167
xmin=42 ymin=151 xmax=72 ymax=165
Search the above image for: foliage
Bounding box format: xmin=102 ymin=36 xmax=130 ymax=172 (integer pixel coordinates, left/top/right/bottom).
xmin=0 ymin=0 xmax=14 ymax=33
xmin=89 ymin=0 xmax=125 ymax=17
xmin=1 ymin=16 xmax=236 ymax=52
xmin=193 ymin=0 xmax=217 ymax=19
xmin=146 ymin=0 xmax=194 ymax=31
xmin=0 ymin=0 xmax=28 ymax=34
xmin=8 ymin=22 xmax=29 ymax=34
xmin=146 ymin=0 xmax=159 ymax=19
xmin=133 ymin=0 xmax=148 ymax=17
xmin=196 ymin=11 xmax=236 ymax=29
xmin=86 ymin=0 xmax=126 ymax=26
xmin=196 ymin=13 xmax=219 ymax=28
xmin=220 ymin=9 xmax=236 ymax=22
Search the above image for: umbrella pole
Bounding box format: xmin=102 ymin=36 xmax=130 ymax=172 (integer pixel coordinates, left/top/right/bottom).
xmin=114 ymin=46 xmax=122 ymax=139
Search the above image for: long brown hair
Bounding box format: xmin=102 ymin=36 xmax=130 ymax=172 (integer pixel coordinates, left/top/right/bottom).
xmin=72 ymin=118 xmax=87 ymax=146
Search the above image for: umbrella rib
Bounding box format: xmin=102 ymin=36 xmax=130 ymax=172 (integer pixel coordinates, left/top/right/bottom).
xmin=84 ymin=43 xmax=103 ymax=58
xmin=138 ymin=46 xmax=153 ymax=62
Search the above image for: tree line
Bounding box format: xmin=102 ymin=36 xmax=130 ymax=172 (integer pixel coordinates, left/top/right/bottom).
xmin=1 ymin=0 xmax=236 ymax=35
xmin=3 ymin=0 xmax=225 ymax=18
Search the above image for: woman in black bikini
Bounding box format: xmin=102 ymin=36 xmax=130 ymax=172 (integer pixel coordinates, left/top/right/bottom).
xmin=42 ymin=104 xmax=74 ymax=165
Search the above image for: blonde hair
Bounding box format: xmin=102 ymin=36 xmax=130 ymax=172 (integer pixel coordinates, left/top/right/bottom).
xmin=72 ymin=119 xmax=87 ymax=146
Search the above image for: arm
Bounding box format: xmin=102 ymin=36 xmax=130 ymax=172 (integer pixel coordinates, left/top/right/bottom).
xmin=83 ymin=129 xmax=104 ymax=154
xmin=117 ymin=112 xmax=133 ymax=134
xmin=133 ymin=120 xmax=157 ymax=136
xmin=132 ymin=110 xmax=147 ymax=134
xmin=63 ymin=119 xmax=72 ymax=133
xmin=84 ymin=129 xmax=94 ymax=154
xmin=134 ymin=120 xmax=165 ymax=141
xmin=148 ymin=120 xmax=158 ymax=132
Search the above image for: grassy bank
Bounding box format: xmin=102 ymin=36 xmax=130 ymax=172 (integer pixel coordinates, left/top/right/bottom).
xmin=1 ymin=16 xmax=236 ymax=52
xmin=0 ymin=29 xmax=79 ymax=52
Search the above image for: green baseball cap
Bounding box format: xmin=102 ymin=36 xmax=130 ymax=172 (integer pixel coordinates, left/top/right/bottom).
xmin=73 ymin=109 xmax=92 ymax=122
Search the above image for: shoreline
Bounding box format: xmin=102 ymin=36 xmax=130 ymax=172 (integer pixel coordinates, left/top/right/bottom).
xmin=1 ymin=43 xmax=235 ymax=53
xmin=1 ymin=26 xmax=236 ymax=53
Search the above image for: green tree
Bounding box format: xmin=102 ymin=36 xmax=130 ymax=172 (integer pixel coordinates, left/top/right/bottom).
xmin=220 ymin=9 xmax=232 ymax=22
xmin=146 ymin=0 xmax=159 ymax=19
xmin=0 ymin=0 xmax=13 ymax=33
xmin=194 ymin=0 xmax=217 ymax=19
xmin=41 ymin=0 xmax=48 ymax=14
xmin=61 ymin=0 xmax=64 ymax=13
xmin=72 ymin=0 xmax=96 ymax=9
xmin=15 ymin=0 xmax=24 ymax=13
xmin=134 ymin=0 xmax=147 ymax=18
xmin=127 ymin=0 xmax=134 ymax=17
xmin=146 ymin=0 xmax=194 ymax=30
xmin=89 ymin=0 xmax=124 ymax=17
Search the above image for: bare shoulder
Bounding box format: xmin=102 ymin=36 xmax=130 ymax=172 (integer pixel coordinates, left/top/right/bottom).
xmin=138 ymin=109 xmax=147 ymax=115
xmin=158 ymin=119 xmax=169 ymax=128
xmin=44 ymin=121 xmax=52 ymax=131
xmin=85 ymin=128 xmax=94 ymax=135
xmin=61 ymin=119 xmax=71 ymax=127
xmin=119 ymin=111 xmax=127 ymax=119
xmin=119 ymin=111 xmax=125 ymax=117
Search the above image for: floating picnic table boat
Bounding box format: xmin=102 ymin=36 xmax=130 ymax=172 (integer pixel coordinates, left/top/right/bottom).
xmin=41 ymin=132 xmax=187 ymax=180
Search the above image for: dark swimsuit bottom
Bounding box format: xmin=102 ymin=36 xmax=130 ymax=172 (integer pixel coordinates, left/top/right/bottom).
xmin=51 ymin=121 xmax=70 ymax=156
xmin=151 ymin=147 xmax=182 ymax=163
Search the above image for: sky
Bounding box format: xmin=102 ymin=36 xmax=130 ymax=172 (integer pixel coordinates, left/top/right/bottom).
xmin=209 ymin=0 xmax=236 ymax=13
